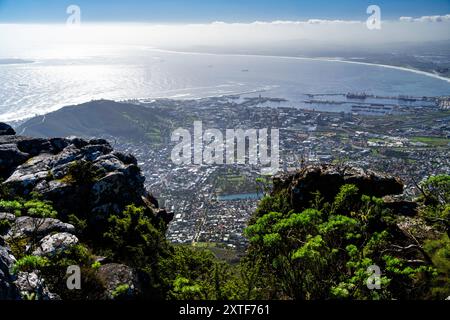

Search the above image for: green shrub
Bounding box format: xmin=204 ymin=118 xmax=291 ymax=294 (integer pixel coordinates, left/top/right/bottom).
xmin=23 ymin=199 xmax=57 ymax=218
xmin=68 ymin=214 xmax=87 ymax=233
xmin=61 ymin=160 xmax=103 ymax=185
xmin=111 ymin=284 xmax=131 ymax=299
xmin=13 ymin=255 xmax=49 ymax=274
xmin=423 ymin=234 xmax=450 ymax=298
xmin=0 ymin=198 xmax=57 ymax=218
xmin=420 ymin=174 xmax=450 ymax=206
xmin=169 ymin=276 xmax=203 ymax=300
xmin=91 ymin=261 xmax=101 ymax=270
xmin=244 ymin=183 xmax=437 ymax=300
xmin=0 ymin=200 xmax=23 ymax=216
xmin=103 ymin=204 xmax=167 ymax=267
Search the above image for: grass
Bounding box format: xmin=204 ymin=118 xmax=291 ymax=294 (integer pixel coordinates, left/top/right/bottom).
xmin=368 ymin=138 xmax=385 ymax=143
xmin=411 ymin=136 xmax=450 ymax=147
xmin=191 ymin=242 xmax=242 ymax=264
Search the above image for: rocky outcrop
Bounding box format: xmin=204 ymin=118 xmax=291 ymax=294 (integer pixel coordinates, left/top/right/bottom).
xmin=0 ymin=122 xmax=173 ymax=300
xmin=0 ymin=241 xmax=20 ymax=299
xmin=0 ymin=215 xmax=77 ymax=300
xmin=5 ymin=216 xmax=76 ymax=240
xmin=97 ymin=263 xmax=140 ymax=299
xmin=272 ymin=164 xmax=404 ymax=213
xmin=14 ymin=271 xmax=60 ymax=300
xmin=0 ymin=123 xmax=172 ymax=227
xmin=0 ymin=123 xmax=15 ymax=136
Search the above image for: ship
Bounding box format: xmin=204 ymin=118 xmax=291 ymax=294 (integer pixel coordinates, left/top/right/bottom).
xmin=346 ymin=92 xmax=368 ymax=99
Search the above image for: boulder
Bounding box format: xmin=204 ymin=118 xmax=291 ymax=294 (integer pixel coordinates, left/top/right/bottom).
xmin=7 ymin=217 xmax=75 ymax=240
xmin=91 ymin=170 xmax=145 ymax=213
xmin=0 ymin=123 xmax=15 ymax=136
xmin=97 ymin=263 xmax=140 ymax=299
xmin=0 ymin=243 xmax=20 ymax=299
xmin=14 ymin=271 xmax=60 ymax=300
xmin=4 ymin=153 xmax=54 ymax=193
xmin=0 ymin=212 xmax=16 ymax=222
xmin=272 ymin=165 xmax=404 ymax=213
xmin=32 ymin=232 xmax=79 ymax=256
xmin=16 ymin=138 xmax=55 ymax=156
xmin=0 ymin=143 xmax=30 ymax=179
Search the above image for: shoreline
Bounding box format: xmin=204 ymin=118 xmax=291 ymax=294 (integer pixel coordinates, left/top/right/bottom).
xmin=148 ymin=47 xmax=450 ymax=84
xmin=2 ymin=48 xmax=450 ymax=123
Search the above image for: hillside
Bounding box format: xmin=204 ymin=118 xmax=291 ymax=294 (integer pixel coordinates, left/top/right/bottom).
xmin=17 ymin=100 xmax=173 ymax=144
xmin=0 ymin=122 xmax=448 ymax=300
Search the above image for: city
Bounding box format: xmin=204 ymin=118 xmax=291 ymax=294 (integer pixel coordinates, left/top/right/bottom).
xmin=99 ymin=94 xmax=450 ymax=250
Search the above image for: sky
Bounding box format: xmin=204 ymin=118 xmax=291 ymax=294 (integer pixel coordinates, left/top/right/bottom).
xmin=0 ymin=0 xmax=449 ymax=23
xmin=0 ymin=0 xmax=449 ymax=58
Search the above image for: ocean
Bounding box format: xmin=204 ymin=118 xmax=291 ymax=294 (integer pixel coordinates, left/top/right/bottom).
xmin=1 ymin=46 xmax=450 ymax=122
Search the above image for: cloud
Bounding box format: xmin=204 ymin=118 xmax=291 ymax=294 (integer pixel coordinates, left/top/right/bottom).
xmin=399 ymin=17 xmax=414 ymax=22
xmin=0 ymin=14 xmax=449 ymax=58
xmin=213 ymin=19 xmax=362 ymax=26
xmin=399 ymin=14 xmax=450 ymax=23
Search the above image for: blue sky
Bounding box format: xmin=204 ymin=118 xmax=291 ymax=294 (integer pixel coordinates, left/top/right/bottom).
xmin=0 ymin=0 xmax=449 ymax=23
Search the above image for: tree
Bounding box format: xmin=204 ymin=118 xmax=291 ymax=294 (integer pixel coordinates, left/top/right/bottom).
xmin=244 ymin=184 xmax=437 ymax=299
xmin=419 ymin=175 xmax=450 ymax=233
xmin=103 ymin=204 xmax=166 ymax=267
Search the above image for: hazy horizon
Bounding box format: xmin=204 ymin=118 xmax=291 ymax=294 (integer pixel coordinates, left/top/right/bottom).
xmin=1 ymin=16 xmax=450 ymax=59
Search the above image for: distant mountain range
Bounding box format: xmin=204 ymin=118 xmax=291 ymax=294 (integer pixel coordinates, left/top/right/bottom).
xmin=175 ymin=39 xmax=450 ymax=78
xmin=0 ymin=58 xmax=34 ymax=65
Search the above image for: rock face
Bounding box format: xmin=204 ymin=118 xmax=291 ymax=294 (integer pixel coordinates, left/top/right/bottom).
xmin=14 ymin=271 xmax=60 ymax=300
xmin=0 ymin=123 xmax=15 ymax=136
xmin=6 ymin=216 xmax=76 ymax=240
xmin=97 ymin=263 xmax=140 ymax=299
xmin=0 ymin=122 xmax=173 ymax=300
xmin=0 ymin=123 xmax=172 ymax=226
xmin=272 ymin=165 xmax=404 ymax=213
xmin=0 ymin=216 xmax=76 ymax=300
xmin=0 ymin=241 xmax=20 ymax=299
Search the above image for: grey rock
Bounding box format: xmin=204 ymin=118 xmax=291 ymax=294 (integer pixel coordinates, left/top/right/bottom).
xmin=69 ymin=137 xmax=89 ymax=149
xmin=93 ymin=154 xmax=128 ymax=172
xmin=32 ymin=232 xmax=79 ymax=256
xmin=113 ymin=151 xmax=138 ymax=166
xmin=272 ymin=164 xmax=404 ymax=213
xmin=0 ymin=212 xmax=16 ymax=222
xmin=1 ymin=133 xmax=172 ymax=234
xmin=7 ymin=216 xmax=75 ymax=240
xmin=4 ymin=153 xmax=53 ymax=193
xmin=16 ymin=138 xmax=55 ymax=156
xmin=97 ymin=263 xmax=139 ymax=299
xmin=89 ymin=138 xmax=109 ymax=146
xmin=0 ymin=243 xmax=20 ymax=299
xmin=0 ymin=123 xmax=15 ymax=136
xmin=49 ymin=138 xmax=70 ymax=153
xmin=34 ymin=179 xmax=73 ymax=200
xmin=0 ymin=213 xmax=15 ymax=235
xmin=14 ymin=271 xmax=61 ymax=300
xmin=0 ymin=143 xmax=30 ymax=179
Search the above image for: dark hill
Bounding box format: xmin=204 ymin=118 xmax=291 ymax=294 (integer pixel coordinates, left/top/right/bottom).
xmin=17 ymin=100 xmax=172 ymax=143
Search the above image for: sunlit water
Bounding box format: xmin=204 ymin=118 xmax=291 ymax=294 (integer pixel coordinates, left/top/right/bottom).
xmin=1 ymin=46 xmax=450 ymax=122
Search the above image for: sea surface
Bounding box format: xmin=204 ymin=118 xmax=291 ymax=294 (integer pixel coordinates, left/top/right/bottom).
xmin=1 ymin=46 xmax=450 ymax=122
